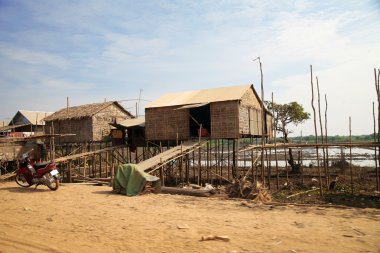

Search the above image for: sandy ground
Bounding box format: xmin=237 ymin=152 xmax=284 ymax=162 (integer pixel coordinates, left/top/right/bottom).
xmin=0 ymin=181 xmax=379 ymax=253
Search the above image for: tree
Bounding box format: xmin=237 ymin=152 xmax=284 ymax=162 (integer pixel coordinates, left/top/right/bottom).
xmin=265 ymin=101 xmax=310 ymax=173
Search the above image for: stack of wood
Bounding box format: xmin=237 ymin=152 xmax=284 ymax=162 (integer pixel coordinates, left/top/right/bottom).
xmin=227 ymin=178 xmax=271 ymax=202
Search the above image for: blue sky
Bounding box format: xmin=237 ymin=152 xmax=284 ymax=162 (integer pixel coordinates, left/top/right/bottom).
xmin=0 ymin=0 xmax=379 ymax=135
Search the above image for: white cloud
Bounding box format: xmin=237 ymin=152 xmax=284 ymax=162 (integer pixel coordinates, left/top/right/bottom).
xmin=42 ymin=79 xmax=94 ymax=90
xmin=0 ymin=43 xmax=69 ymax=68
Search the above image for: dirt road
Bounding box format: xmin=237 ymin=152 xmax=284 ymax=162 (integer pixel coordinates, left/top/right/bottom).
xmin=0 ymin=181 xmax=379 ymax=253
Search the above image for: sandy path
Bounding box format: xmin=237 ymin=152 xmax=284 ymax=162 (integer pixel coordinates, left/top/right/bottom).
xmin=0 ymin=181 xmax=379 ymax=253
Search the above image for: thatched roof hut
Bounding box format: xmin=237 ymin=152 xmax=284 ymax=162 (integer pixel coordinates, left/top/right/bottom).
xmin=44 ymin=101 xmax=133 ymax=143
xmin=145 ymin=84 xmax=272 ymax=141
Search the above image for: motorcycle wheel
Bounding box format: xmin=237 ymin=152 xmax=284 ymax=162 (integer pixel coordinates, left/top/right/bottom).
xmin=44 ymin=172 xmax=59 ymax=191
xmin=15 ymin=173 xmax=31 ymax=187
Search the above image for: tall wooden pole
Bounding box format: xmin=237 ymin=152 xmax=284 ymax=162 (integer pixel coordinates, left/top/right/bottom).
xmin=349 ymin=117 xmax=353 ymax=194
xmin=375 ymin=68 xmax=380 ymax=191
xmin=375 ymin=69 xmax=380 ymax=144
xmin=311 ymin=65 xmax=323 ymax=196
xmin=258 ymin=57 xmax=265 ymax=185
xmin=324 ymin=94 xmax=329 ymax=186
xmin=373 ymin=102 xmax=379 ymax=191
xmin=316 ymin=77 xmax=327 ymax=187
xmin=67 ymin=96 xmax=69 ymax=118
xmin=272 ymin=92 xmax=279 ymax=189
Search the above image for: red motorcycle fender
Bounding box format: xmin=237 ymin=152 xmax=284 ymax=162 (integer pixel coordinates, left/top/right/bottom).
xmin=15 ymin=167 xmax=33 ymax=183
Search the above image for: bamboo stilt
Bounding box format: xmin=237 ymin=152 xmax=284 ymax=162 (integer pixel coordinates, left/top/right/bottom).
xmin=375 ymin=68 xmax=380 ymax=191
xmin=198 ymin=143 xmax=201 ymax=186
xmin=227 ymin=139 xmax=230 ymax=181
xmin=324 ymin=94 xmax=329 ymax=184
xmin=374 ymin=102 xmax=379 ymax=191
xmin=220 ymin=139 xmax=224 ymax=186
xmin=272 ymin=93 xmax=279 ymax=189
xmin=349 ymin=117 xmax=353 ymax=194
xmin=316 ymin=77 xmax=328 ymax=187
xmin=311 ymin=65 xmax=323 ymax=196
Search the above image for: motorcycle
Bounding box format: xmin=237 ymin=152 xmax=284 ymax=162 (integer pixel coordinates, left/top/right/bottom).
xmin=15 ymin=153 xmax=60 ymax=191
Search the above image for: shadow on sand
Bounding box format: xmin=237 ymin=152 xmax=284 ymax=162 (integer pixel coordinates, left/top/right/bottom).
xmin=0 ymin=185 xmax=51 ymax=193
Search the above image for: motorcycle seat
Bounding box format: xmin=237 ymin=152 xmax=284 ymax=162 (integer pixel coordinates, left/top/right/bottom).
xmin=34 ymin=162 xmax=50 ymax=170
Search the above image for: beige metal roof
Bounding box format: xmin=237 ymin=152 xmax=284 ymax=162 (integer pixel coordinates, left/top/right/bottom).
xmin=116 ymin=117 xmax=145 ymax=128
xmin=146 ymin=84 xmax=253 ymax=108
xmin=175 ymin=103 xmax=210 ymax=110
xmin=12 ymin=110 xmax=53 ymax=125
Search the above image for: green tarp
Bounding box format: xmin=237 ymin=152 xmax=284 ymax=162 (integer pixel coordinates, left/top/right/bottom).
xmin=112 ymin=163 xmax=159 ymax=196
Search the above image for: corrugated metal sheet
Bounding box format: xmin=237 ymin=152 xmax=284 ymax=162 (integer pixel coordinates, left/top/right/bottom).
xmin=116 ymin=117 xmax=145 ymax=128
xmin=11 ymin=110 xmax=53 ymax=125
xmin=146 ymin=84 xmax=252 ymax=108
xmin=174 ymin=103 xmax=209 ymax=110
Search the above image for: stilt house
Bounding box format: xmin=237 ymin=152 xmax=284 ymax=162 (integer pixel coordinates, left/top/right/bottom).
xmin=145 ymin=84 xmax=272 ymax=141
xmin=8 ymin=110 xmax=53 ymax=136
xmin=44 ymin=101 xmax=133 ymax=143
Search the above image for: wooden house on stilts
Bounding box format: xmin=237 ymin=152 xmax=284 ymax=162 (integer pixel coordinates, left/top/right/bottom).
xmin=145 ymin=84 xmax=272 ymax=142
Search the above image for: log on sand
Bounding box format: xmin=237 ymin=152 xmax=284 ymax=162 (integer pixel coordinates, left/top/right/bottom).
xmin=159 ymin=187 xmax=214 ymax=197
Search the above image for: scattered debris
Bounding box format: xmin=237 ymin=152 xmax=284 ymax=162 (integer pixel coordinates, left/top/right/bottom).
xmin=177 ymin=224 xmax=190 ymax=229
xmin=293 ymin=221 xmax=305 ymax=228
xmin=201 ymin=235 xmax=230 ymax=242
xmin=286 ymin=188 xmax=320 ymax=199
xmin=351 ymin=227 xmax=365 ymax=236
xmin=226 ymin=179 xmax=271 ymax=202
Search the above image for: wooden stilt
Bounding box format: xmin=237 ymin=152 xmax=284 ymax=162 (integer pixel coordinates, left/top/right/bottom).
xmin=311 ymin=65 xmax=323 ymax=196
xmin=220 ymin=139 xmax=224 ymax=186
xmin=349 ymin=117 xmax=353 ymax=194
xmin=207 ymin=141 xmax=210 ymax=183
xmin=198 ymin=144 xmax=201 ymax=186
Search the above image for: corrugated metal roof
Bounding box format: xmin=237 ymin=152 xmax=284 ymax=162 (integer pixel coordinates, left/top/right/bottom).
xmin=175 ymin=103 xmax=209 ymax=110
xmin=145 ymin=84 xmax=253 ymax=108
xmin=10 ymin=110 xmax=53 ymax=125
xmin=116 ymin=117 xmax=145 ymax=128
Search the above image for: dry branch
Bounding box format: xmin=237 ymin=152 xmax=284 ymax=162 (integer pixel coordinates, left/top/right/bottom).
xmin=286 ymin=188 xmax=320 ymax=199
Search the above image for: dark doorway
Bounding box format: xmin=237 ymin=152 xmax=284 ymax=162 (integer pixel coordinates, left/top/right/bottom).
xmin=189 ymin=104 xmax=211 ymax=137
